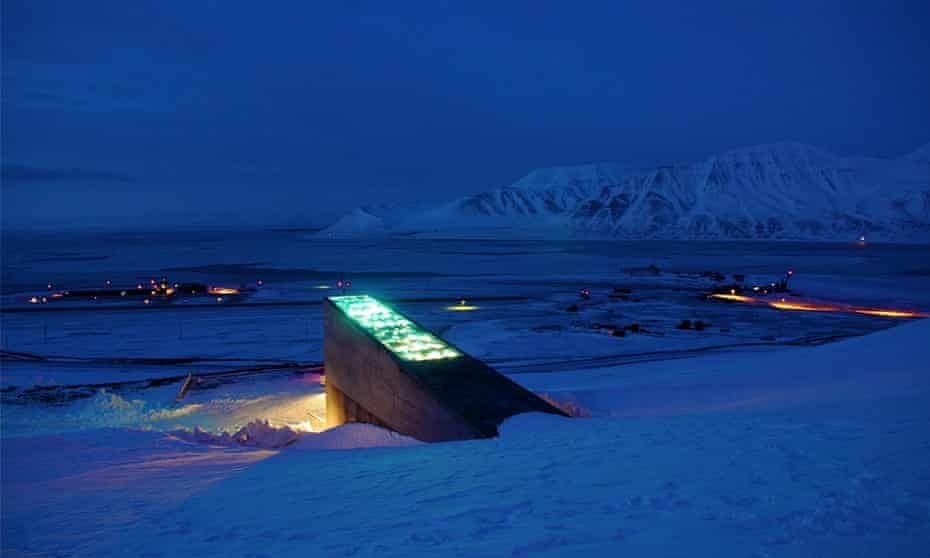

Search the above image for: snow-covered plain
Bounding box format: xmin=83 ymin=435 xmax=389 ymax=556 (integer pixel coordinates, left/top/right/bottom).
xmin=2 ymin=231 xmax=929 ymax=556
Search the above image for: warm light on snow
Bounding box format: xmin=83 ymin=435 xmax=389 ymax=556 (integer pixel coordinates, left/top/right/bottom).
xmin=330 ymin=295 xmax=461 ymax=361
xmin=708 ymin=293 xmax=755 ymax=303
xmin=768 ymin=300 xmax=840 ymax=312
xmin=285 ymin=420 xmax=315 ymax=433
xmin=854 ymin=308 xmax=928 ymax=318
xmin=709 ymin=293 xmax=927 ymax=318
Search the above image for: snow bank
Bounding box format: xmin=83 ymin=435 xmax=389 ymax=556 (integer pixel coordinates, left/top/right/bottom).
xmin=292 ymin=422 xmax=421 ymax=450
xmin=169 ymin=420 xmax=302 ymax=449
xmin=168 ymin=420 xmax=421 ymax=450
xmin=497 ymin=411 xmax=574 ymax=436
xmin=516 ymin=317 xmax=930 ymax=418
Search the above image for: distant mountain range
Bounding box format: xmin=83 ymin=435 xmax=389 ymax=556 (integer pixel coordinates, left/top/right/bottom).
xmin=321 ymin=142 xmax=930 ymax=241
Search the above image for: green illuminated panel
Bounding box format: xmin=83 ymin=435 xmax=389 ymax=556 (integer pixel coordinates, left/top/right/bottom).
xmin=329 ymin=295 xmax=461 ymax=361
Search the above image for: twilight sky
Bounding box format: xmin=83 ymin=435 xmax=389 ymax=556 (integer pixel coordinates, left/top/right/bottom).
xmin=3 ymin=0 xmax=929 ymax=229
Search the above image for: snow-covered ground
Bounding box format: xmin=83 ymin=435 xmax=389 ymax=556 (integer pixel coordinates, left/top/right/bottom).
xmin=2 ymin=232 xmax=929 ymax=556
xmin=3 ymin=319 xmax=929 ymax=557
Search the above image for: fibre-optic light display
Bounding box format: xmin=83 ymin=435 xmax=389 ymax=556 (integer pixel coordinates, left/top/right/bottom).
xmin=330 ymin=295 xmax=461 ymax=361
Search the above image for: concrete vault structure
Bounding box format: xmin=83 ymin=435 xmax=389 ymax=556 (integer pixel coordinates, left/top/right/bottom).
xmin=324 ymin=295 xmax=567 ymax=442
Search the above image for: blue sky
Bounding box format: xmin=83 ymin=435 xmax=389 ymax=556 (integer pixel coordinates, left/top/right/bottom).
xmin=2 ymin=0 xmax=929 ymax=229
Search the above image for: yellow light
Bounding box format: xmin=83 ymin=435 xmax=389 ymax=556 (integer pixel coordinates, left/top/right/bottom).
xmin=29 ymin=296 xmax=39 ymax=304
xmin=445 ymin=305 xmax=480 ymax=311
xmin=314 ymin=285 xmax=332 ymax=289
xmin=708 ymin=293 xmax=756 ymax=303
xmin=286 ymin=420 xmax=315 ymax=433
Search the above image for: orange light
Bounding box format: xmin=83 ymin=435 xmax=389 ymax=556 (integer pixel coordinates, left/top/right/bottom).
xmin=708 ymin=293 xmax=755 ymax=303
xmin=767 ymin=301 xmax=839 ymax=312
xmin=854 ymin=309 xmax=928 ymax=318
xmin=208 ymin=287 xmax=240 ymax=295
xmin=708 ymin=293 xmax=926 ymax=319
xmin=29 ymin=296 xmax=39 ymax=304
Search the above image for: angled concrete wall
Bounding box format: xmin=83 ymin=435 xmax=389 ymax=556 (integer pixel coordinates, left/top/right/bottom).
xmin=324 ymin=297 xmax=567 ymax=442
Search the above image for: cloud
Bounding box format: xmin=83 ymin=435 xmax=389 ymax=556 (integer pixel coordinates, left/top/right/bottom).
xmin=2 ymin=163 xmax=134 ymax=184
xmin=2 ymin=59 xmax=173 ymax=114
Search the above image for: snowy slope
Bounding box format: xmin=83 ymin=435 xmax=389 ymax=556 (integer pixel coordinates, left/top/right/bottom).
xmin=322 ymin=142 xmax=930 ymax=241
xmin=318 ymin=207 xmax=386 ymax=237
xmin=5 ymin=318 xmax=929 ymax=557
xmin=901 ymin=142 xmax=930 ymax=164
xmin=575 ymin=142 xmax=930 ymax=240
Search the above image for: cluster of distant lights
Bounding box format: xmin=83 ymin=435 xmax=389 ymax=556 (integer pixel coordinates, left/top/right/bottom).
xmin=27 ymin=277 xmax=360 ymax=306
xmin=27 ymin=277 xmax=245 ymax=305
xmin=330 ymin=295 xmax=462 ymax=361
xmin=26 ymin=277 xmax=484 ymax=319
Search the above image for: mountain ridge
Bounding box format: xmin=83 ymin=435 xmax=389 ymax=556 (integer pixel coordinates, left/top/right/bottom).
xmin=320 ymin=142 xmax=930 ymax=241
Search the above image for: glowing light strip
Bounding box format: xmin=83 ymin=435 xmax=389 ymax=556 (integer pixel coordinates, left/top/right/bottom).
xmin=708 ymin=293 xmax=755 ymax=303
xmin=768 ymin=300 xmax=840 ymax=312
xmin=708 ymin=293 xmax=927 ymax=318
xmin=208 ymin=287 xmax=240 ymax=295
xmin=330 ymin=295 xmax=461 ymax=361
xmin=854 ymin=309 xmax=928 ymax=318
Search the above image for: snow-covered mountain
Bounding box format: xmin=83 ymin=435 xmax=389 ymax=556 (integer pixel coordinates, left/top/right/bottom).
xmin=322 ymin=208 xmax=386 ymax=236
xmin=321 ymin=142 xmax=930 ymax=241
